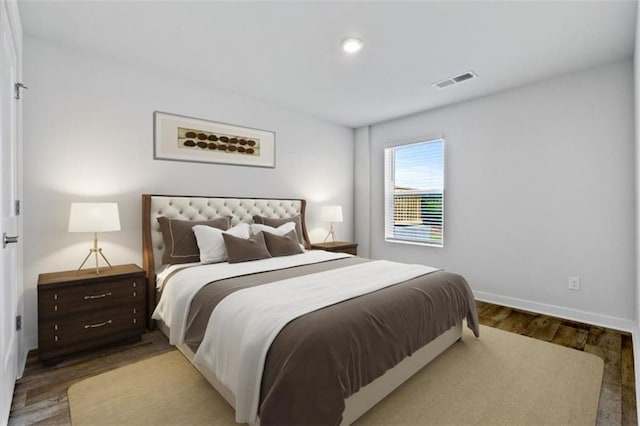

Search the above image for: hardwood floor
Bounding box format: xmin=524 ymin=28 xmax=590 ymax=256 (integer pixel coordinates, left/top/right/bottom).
xmin=9 ymin=332 xmax=173 ymax=425
xmin=477 ymin=301 xmax=637 ymax=426
xmin=8 ymin=302 xmax=637 ymax=425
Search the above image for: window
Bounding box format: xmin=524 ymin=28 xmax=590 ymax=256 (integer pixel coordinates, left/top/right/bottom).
xmin=384 ymin=139 xmax=444 ymax=247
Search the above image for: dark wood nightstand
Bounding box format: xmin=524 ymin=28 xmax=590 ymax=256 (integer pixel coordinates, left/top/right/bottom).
xmin=310 ymin=241 xmax=358 ymax=255
xmin=37 ymin=264 xmax=146 ymax=363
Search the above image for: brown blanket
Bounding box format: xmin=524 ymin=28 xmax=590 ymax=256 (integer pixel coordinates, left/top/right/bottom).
xmin=183 ymin=257 xmax=479 ymax=425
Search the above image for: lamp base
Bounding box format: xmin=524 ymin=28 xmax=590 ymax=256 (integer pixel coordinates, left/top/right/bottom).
xmin=77 ymin=232 xmax=114 ymax=275
xmin=323 ymin=223 xmax=337 ymax=243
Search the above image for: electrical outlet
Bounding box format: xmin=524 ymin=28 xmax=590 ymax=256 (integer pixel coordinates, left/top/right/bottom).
xmin=568 ymin=276 xmax=580 ymax=290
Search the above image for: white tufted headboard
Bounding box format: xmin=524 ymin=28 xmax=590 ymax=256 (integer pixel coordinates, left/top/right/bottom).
xmin=142 ymin=194 xmax=310 ymax=325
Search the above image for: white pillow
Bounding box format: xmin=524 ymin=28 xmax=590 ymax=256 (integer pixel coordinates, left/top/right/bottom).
xmin=250 ymin=222 xmax=305 ymax=251
xmin=250 ymin=222 xmax=296 ymax=236
xmin=193 ymin=223 xmax=251 ymax=264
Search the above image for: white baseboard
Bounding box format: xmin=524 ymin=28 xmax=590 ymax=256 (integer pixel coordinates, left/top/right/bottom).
xmin=474 ymin=290 xmax=634 ymax=332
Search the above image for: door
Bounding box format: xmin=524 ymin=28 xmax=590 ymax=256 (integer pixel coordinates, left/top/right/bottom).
xmin=0 ymin=2 xmax=19 ymax=423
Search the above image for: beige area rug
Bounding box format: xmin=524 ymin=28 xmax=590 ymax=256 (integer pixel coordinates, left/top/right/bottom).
xmin=68 ymin=325 xmax=603 ymax=425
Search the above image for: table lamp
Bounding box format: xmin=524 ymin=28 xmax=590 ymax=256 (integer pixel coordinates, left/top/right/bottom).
xmin=321 ymin=205 xmax=343 ymax=243
xmin=68 ymin=202 xmax=121 ymax=274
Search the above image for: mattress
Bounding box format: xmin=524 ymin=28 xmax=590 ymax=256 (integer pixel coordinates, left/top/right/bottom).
xmin=153 ymin=251 xmax=479 ymax=425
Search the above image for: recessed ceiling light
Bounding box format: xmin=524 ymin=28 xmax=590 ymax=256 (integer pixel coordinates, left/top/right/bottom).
xmin=341 ymin=37 xmax=363 ymax=54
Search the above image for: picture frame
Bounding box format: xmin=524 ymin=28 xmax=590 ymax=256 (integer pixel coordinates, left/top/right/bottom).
xmin=153 ymin=111 xmax=276 ymax=168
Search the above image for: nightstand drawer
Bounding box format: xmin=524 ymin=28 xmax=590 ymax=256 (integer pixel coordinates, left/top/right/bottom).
xmin=39 ymin=305 xmax=145 ymax=350
xmin=39 ymin=277 xmax=143 ymax=318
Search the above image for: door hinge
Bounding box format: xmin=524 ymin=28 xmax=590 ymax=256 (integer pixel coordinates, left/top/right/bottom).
xmin=15 ymin=200 xmax=20 ymax=216
xmin=16 ymin=315 xmax=22 ymax=331
xmin=15 ymin=82 xmax=28 ymax=100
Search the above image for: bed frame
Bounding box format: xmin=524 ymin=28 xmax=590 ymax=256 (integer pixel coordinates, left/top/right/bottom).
xmin=142 ymin=193 xmax=462 ymax=425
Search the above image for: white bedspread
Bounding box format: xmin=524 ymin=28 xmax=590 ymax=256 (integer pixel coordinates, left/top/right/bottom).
xmin=151 ymin=251 xmax=351 ymax=344
xmin=193 ymin=259 xmax=440 ymax=424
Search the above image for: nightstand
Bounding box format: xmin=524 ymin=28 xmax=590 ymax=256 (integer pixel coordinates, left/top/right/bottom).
xmin=37 ymin=264 xmax=146 ymax=363
xmin=310 ymin=241 xmax=358 ymax=255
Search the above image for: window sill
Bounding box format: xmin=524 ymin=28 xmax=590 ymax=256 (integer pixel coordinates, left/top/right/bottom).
xmin=385 ymin=238 xmax=443 ymax=248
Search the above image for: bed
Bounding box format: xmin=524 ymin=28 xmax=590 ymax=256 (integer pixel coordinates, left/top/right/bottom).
xmin=142 ymin=194 xmax=479 ymax=425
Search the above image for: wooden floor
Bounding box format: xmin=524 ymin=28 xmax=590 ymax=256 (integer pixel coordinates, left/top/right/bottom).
xmin=9 ymin=332 xmax=174 ymax=425
xmin=477 ymin=301 xmax=637 ymax=426
xmin=8 ymin=302 xmax=637 ymax=425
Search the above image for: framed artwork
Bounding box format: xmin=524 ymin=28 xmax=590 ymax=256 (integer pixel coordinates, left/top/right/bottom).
xmin=153 ymin=111 xmax=276 ymax=168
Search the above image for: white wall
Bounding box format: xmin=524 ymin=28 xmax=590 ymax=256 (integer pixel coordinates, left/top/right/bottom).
xmin=360 ymin=60 xmax=635 ymax=329
xmin=22 ymin=36 xmax=354 ymax=348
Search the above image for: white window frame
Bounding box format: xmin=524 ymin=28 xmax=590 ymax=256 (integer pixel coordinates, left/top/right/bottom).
xmin=384 ymin=138 xmax=445 ymax=247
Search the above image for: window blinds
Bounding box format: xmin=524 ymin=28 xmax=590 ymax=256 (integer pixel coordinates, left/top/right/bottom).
xmin=384 ymin=139 xmax=444 ymax=247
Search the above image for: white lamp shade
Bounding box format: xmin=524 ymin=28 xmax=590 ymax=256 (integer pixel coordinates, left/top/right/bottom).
xmin=68 ymin=202 xmax=121 ymax=233
xmin=321 ymin=205 xmax=343 ymax=223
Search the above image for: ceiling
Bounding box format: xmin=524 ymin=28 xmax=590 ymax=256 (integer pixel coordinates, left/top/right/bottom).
xmin=18 ymin=0 xmax=637 ymax=128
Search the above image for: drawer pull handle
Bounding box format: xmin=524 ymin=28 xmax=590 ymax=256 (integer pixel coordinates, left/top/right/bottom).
xmin=84 ymin=292 xmax=112 ymax=300
xmin=84 ymin=320 xmax=112 ymax=329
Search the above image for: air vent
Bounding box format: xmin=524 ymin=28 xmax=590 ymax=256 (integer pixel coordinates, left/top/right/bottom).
xmin=434 ymin=79 xmax=456 ymax=89
xmin=432 ymin=70 xmax=478 ymax=89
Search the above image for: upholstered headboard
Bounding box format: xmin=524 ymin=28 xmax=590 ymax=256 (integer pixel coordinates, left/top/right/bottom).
xmin=141 ymin=194 xmax=310 ymax=326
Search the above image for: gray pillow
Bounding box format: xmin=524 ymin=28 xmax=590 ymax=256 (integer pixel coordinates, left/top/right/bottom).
xmin=222 ymin=231 xmax=272 ymax=263
xmin=157 ymin=216 xmax=230 ymax=264
xmin=263 ymin=230 xmax=304 ymax=257
xmin=253 ymin=215 xmax=305 ymax=246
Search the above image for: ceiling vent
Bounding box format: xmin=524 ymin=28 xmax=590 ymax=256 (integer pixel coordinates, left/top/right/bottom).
xmin=432 ymin=70 xmax=478 ymax=89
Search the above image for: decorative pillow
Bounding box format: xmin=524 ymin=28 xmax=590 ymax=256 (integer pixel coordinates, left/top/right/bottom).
xmin=251 ymin=222 xmax=305 ymax=251
xmin=263 ymin=230 xmax=304 ymax=257
xmin=250 ymin=222 xmax=296 ymax=237
xmin=223 ymin=232 xmax=272 ymax=264
xmin=157 ymin=217 xmax=230 ymax=265
xmin=193 ymin=223 xmax=251 ymax=264
xmin=253 ymin=215 xmax=305 ymax=246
